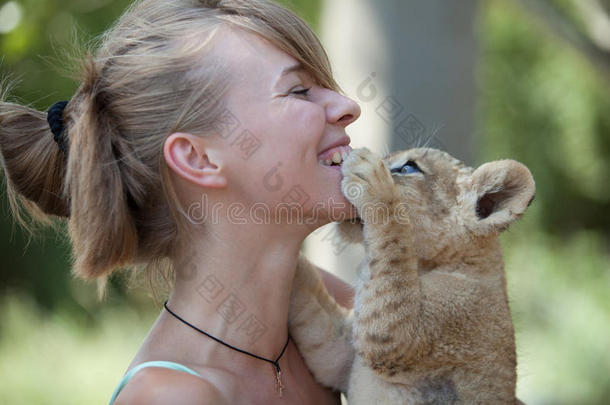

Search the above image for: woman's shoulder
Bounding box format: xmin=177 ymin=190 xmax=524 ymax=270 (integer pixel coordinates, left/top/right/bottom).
xmin=113 ymin=366 xmax=228 ymax=405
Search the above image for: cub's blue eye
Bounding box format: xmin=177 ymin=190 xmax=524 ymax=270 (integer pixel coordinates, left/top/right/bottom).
xmin=391 ymin=160 xmax=421 ymax=175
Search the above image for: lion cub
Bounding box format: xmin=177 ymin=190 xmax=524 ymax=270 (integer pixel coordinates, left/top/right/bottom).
xmin=289 ymin=147 xmax=535 ymax=404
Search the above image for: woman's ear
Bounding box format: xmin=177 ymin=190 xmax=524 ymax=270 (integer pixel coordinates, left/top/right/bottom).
xmin=465 ymin=159 xmax=535 ymax=234
xmin=163 ymin=132 xmax=227 ymax=189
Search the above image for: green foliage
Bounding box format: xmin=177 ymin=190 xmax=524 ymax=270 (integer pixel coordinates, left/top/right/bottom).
xmin=503 ymin=227 xmax=610 ymax=404
xmin=479 ymin=2 xmax=610 ymax=404
xmin=0 ymin=292 xmax=155 ymax=405
xmin=275 ymin=0 xmax=321 ymax=31
xmin=478 ymin=0 xmax=610 ymax=235
xmin=0 ymin=0 xmax=135 ymax=317
xmin=0 ymin=0 xmax=133 ymax=109
xmin=0 ymin=0 xmax=608 ymax=404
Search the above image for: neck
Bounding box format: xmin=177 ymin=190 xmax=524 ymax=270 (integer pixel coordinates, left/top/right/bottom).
xmin=163 ymin=219 xmax=311 ymax=374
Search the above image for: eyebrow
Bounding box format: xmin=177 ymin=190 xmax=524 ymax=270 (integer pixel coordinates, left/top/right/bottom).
xmin=279 ymin=63 xmax=305 ymax=77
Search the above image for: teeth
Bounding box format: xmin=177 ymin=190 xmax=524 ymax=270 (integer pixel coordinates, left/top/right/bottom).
xmin=318 ymin=146 xmax=350 ymax=166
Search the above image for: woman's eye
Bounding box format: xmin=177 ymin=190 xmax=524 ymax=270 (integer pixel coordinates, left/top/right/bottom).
xmin=391 ymin=160 xmax=422 ymax=175
xmin=290 ymin=87 xmax=310 ymax=97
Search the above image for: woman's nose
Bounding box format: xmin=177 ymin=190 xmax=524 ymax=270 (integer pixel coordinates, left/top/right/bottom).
xmin=323 ymin=90 xmax=361 ymax=128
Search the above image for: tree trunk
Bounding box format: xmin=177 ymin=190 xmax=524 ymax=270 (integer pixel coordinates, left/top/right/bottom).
xmin=304 ymin=0 xmax=478 ymax=283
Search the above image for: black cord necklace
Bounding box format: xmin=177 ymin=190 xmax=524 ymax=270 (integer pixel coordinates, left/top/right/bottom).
xmin=163 ymin=300 xmax=290 ymax=397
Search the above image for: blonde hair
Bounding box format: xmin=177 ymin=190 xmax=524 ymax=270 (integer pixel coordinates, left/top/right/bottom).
xmin=0 ymin=0 xmax=338 ymax=298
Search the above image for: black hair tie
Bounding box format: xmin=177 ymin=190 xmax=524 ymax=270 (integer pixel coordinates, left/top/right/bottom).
xmin=47 ymin=100 xmax=69 ymax=153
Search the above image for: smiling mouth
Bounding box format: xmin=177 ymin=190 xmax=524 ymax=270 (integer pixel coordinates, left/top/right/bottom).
xmin=318 ymin=145 xmax=351 ymax=167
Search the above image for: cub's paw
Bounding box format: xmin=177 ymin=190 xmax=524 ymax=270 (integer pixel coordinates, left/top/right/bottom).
xmin=341 ymin=148 xmax=396 ymax=219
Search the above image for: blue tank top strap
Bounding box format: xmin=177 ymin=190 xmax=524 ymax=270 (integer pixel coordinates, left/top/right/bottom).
xmin=108 ymin=360 xmax=202 ymax=404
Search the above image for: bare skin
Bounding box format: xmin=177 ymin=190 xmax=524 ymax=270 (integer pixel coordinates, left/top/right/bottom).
xmin=115 ymin=268 xmax=354 ymax=405
xmin=112 ymin=27 xmax=361 ymax=405
xmin=110 ymin=26 xmax=525 ymax=405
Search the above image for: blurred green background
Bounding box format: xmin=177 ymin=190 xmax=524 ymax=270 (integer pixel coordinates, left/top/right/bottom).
xmin=0 ymin=0 xmax=608 ymax=404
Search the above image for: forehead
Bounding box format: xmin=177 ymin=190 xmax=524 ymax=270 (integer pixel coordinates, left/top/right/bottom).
xmin=213 ymin=27 xmax=299 ymax=86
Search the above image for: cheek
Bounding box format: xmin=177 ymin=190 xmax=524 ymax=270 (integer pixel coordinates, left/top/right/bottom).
xmin=283 ymin=101 xmax=326 ymax=141
xmin=267 ymin=103 xmax=326 ymax=169
xmin=305 ymin=104 xmax=326 ymax=133
xmin=247 ymin=102 xmax=325 ymax=160
xmin=230 ymin=102 xmax=326 ymax=198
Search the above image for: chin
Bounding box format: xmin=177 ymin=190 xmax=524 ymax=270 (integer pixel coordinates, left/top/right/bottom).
xmin=322 ymin=190 xmax=356 ymax=222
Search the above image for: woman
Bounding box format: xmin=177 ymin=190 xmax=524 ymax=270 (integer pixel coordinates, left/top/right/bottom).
xmin=0 ymin=0 xmax=359 ymax=404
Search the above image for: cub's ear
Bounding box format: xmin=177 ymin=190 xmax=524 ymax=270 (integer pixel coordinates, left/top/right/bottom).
xmin=465 ymin=160 xmax=535 ymax=234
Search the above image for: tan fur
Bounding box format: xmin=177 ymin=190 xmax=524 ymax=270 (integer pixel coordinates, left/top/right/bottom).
xmin=290 ymin=147 xmax=535 ymax=404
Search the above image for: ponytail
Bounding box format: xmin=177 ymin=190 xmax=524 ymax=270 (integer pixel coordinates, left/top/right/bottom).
xmin=0 ymin=95 xmax=70 ymax=233
xmin=65 ymin=62 xmax=141 ymax=281
xmin=1 ymin=0 xmax=341 ymax=299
